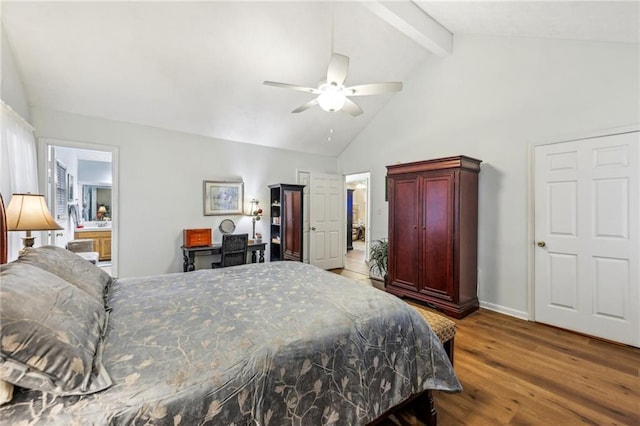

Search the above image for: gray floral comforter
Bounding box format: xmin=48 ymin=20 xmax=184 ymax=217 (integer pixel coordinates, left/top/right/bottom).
xmin=1 ymin=262 xmax=461 ymax=425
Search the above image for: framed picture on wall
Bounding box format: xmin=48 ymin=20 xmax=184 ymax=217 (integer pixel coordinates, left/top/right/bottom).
xmin=67 ymin=174 xmax=74 ymax=201
xmin=203 ymin=180 xmax=244 ymax=215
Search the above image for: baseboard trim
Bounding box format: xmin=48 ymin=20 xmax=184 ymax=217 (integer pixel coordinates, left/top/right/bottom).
xmin=479 ymin=301 xmax=529 ymax=321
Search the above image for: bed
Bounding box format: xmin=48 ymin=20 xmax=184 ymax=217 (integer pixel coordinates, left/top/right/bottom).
xmin=0 ymin=196 xmax=461 ymax=425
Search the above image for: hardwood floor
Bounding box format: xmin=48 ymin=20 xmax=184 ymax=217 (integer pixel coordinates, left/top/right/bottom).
xmin=345 ymin=240 xmax=370 ymax=275
xmin=330 ymin=268 xmax=640 ymax=425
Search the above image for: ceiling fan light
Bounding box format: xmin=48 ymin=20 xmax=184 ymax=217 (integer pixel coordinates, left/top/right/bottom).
xmin=317 ymin=91 xmax=346 ymax=112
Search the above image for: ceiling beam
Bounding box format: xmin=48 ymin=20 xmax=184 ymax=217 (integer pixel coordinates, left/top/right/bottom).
xmin=364 ymin=1 xmax=453 ymax=57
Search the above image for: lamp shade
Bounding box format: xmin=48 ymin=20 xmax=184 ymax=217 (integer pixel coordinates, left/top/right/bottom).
xmin=6 ymin=193 xmax=62 ymax=231
xmin=98 ymin=206 xmax=107 ymax=214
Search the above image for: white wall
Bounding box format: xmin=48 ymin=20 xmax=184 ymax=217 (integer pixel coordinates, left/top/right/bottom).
xmin=1 ymin=26 xmax=32 ymax=205
xmin=337 ymin=35 xmax=640 ymax=317
xmin=1 ymin=27 xmax=30 ymax=121
xmin=32 ymin=108 xmax=337 ymax=277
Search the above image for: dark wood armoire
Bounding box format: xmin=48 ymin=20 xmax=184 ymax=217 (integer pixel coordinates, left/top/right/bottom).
xmin=269 ymin=184 xmax=304 ymax=262
xmin=386 ymin=156 xmax=481 ymax=318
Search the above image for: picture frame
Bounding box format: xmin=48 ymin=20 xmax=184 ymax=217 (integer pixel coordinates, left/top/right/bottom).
xmin=203 ymin=180 xmax=244 ymax=216
xmin=67 ymin=174 xmax=74 ymax=201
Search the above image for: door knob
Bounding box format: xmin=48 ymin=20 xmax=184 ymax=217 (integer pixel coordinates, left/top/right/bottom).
xmin=311 ymin=227 xmax=316 ymax=231
xmin=537 ymin=241 xmax=546 ymax=247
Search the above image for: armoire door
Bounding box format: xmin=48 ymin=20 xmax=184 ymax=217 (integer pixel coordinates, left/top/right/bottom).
xmin=388 ymin=175 xmax=421 ymax=291
xmin=283 ymin=189 xmax=302 ymax=261
xmin=421 ymin=172 xmax=455 ymax=300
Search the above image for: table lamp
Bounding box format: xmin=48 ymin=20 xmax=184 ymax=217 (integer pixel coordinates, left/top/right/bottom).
xmin=97 ymin=205 xmax=107 ymax=220
xmin=6 ymin=193 xmax=62 ymax=255
xmin=247 ymin=198 xmax=262 ymax=239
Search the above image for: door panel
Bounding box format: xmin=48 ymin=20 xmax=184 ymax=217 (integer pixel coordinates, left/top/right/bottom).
xmin=422 ymin=174 xmax=454 ymax=299
xmin=283 ymin=190 xmax=302 ymax=259
xmin=593 ymin=178 xmax=628 ymax=238
xmin=593 ymin=256 xmax=627 ymax=319
xmin=534 ymin=131 xmax=639 ymax=346
xmin=548 ymin=181 xmax=577 ymax=236
xmin=548 ymin=253 xmax=578 ymax=310
xmin=389 ymin=177 xmax=420 ymax=290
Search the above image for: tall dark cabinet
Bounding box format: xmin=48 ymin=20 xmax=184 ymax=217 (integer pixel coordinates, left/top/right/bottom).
xmin=386 ymin=156 xmax=481 ymax=318
xmin=269 ymin=184 xmax=304 ymax=262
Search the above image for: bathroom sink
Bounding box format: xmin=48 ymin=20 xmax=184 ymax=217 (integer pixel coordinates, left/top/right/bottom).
xmin=76 ymin=221 xmax=111 ymax=231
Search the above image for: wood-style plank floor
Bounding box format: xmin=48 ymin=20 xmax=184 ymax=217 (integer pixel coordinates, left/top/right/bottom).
xmin=330 ymin=267 xmax=640 ymax=426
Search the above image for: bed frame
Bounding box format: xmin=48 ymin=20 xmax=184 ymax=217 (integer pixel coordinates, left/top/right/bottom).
xmin=0 ymin=192 xmax=437 ymax=425
xmin=1 ymin=193 xmax=7 ymax=265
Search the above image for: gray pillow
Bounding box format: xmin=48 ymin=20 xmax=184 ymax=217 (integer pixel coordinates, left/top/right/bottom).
xmin=16 ymin=245 xmax=111 ymax=303
xmin=0 ymin=262 xmax=112 ymax=395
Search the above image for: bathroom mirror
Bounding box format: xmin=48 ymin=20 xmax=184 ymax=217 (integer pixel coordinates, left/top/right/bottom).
xmin=82 ymin=185 xmax=112 ymax=221
xmin=219 ymin=219 xmax=236 ymax=234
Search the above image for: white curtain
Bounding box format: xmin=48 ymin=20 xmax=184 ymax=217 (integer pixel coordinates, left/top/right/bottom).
xmin=1 ymin=101 xmax=39 ymax=261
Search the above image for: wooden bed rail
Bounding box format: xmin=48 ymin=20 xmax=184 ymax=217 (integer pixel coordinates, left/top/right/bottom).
xmin=1 ymin=193 xmax=7 ymax=264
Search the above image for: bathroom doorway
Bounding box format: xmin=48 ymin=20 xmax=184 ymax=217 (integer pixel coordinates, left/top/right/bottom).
xmin=40 ymin=138 xmax=119 ymax=277
xmin=345 ymin=172 xmax=370 ymax=275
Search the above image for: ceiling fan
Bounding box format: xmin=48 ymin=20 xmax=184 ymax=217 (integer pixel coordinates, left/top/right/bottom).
xmin=263 ymin=53 xmax=402 ymax=117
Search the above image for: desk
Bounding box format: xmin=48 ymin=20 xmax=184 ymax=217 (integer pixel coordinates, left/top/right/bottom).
xmin=181 ymin=242 xmax=267 ymax=272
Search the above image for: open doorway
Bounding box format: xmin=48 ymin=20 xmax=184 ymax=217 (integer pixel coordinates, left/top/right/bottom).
xmin=345 ymin=172 xmax=370 ymax=275
xmin=40 ymin=139 xmax=118 ymax=277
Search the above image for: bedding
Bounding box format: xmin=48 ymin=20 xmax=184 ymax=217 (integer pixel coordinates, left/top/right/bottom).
xmin=15 ymin=245 xmax=111 ymax=303
xmin=0 ymin=255 xmax=461 ymax=424
xmin=0 ymin=262 xmax=111 ymax=396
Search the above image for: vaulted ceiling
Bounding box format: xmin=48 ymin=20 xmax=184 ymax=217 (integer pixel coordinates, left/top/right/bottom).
xmin=2 ymin=1 xmax=638 ymax=156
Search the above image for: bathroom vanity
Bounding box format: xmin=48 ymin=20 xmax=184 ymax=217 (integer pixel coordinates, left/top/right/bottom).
xmin=74 ymin=226 xmax=111 ymax=261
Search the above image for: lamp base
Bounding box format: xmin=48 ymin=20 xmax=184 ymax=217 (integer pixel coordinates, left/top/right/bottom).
xmin=19 ymin=235 xmax=36 ymax=257
xmin=252 ymin=218 xmax=256 ymax=239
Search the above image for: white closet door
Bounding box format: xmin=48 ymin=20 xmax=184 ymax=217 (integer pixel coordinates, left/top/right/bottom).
xmin=534 ymin=131 xmax=639 ymax=346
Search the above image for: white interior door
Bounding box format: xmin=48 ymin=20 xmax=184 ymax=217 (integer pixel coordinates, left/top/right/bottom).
xmin=309 ymin=173 xmax=344 ymax=270
xmin=534 ymin=131 xmax=639 ymax=346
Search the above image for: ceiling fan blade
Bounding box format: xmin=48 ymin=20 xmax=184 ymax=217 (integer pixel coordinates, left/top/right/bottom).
xmin=263 ymin=81 xmax=320 ymax=94
xmin=326 ymin=53 xmax=349 ymax=85
xmin=345 ymin=82 xmax=403 ymax=96
xmin=341 ymin=98 xmax=363 ymax=117
xmin=292 ymin=98 xmax=319 ymax=114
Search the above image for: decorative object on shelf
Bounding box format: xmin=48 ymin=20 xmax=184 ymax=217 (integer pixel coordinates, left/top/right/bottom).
xmin=6 ymin=193 xmax=62 ymax=255
xmin=247 ymin=198 xmax=263 ymax=239
xmin=219 ymin=219 xmax=236 ymax=235
xmin=203 ymin=180 xmax=244 ymax=216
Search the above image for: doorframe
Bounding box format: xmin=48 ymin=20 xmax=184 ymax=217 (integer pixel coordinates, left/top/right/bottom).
xmin=345 ymin=172 xmax=371 ymax=263
xmin=295 ymin=169 xmax=311 ymax=263
xmin=527 ymin=124 xmax=640 ymax=321
xmin=38 ymin=138 xmax=120 ymax=278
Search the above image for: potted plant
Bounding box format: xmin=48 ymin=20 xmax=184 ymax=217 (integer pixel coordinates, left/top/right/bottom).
xmin=369 ymin=238 xmax=388 ymax=284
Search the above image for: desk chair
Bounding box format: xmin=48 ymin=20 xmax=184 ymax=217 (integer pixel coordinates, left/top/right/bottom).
xmin=66 ymin=239 xmax=100 ymax=265
xmin=212 ymin=233 xmax=248 ymax=268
